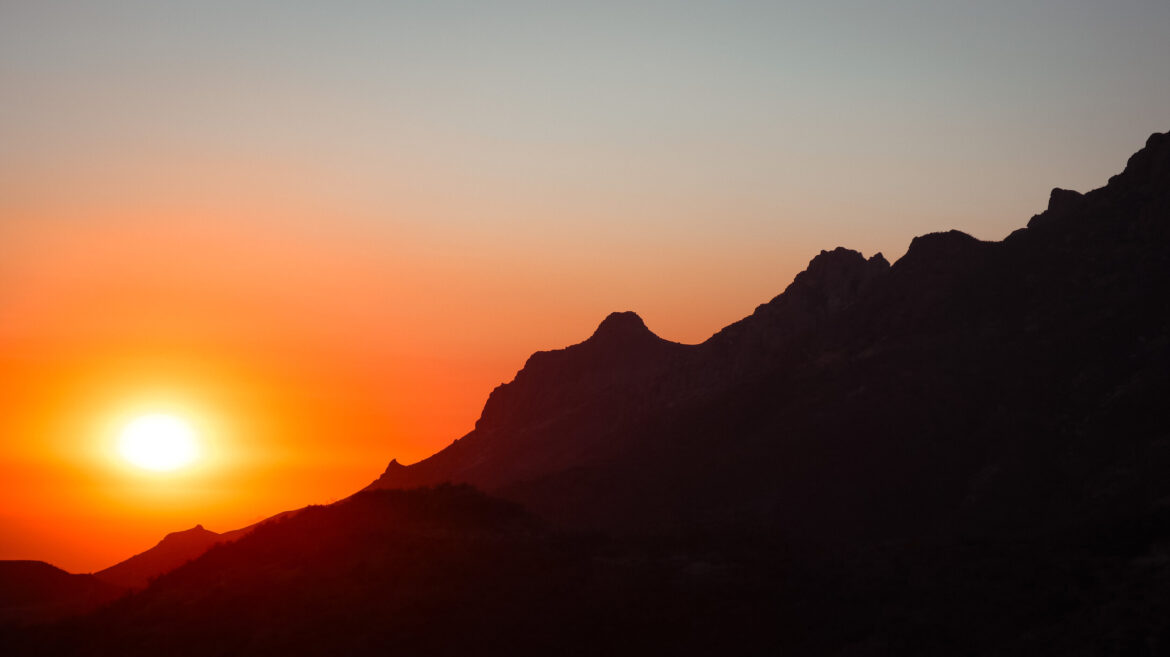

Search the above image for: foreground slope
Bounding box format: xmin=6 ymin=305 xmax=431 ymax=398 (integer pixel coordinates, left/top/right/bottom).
xmin=13 ymin=487 xmax=787 ymax=656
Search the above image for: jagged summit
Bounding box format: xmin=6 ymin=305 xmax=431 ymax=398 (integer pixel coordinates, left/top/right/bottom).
xmin=790 ymin=247 xmax=890 ymax=310
xmin=706 ymin=247 xmax=888 ymax=353
xmin=806 ymin=246 xmax=884 ymax=271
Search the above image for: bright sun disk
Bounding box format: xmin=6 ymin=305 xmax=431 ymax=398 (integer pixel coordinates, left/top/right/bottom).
xmin=118 ymin=414 xmax=200 ymax=471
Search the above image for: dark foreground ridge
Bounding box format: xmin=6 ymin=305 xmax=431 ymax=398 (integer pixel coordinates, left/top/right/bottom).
xmin=4 ymin=131 xmax=1169 ymax=656
xmin=94 ymin=524 xmax=224 ymax=590
xmin=0 ymin=562 xmax=125 ymax=626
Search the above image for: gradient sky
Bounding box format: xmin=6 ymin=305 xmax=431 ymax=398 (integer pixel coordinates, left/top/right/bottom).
xmin=2 ymin=1 xmax=1168 ymax=571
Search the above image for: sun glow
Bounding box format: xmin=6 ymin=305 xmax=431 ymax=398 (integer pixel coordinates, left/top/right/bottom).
xmin=117 ymin=414 xmax=200 ymax=471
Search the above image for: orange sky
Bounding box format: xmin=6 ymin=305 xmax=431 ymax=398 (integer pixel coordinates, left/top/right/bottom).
xmin=0 ymin=178 xmax=820 ymax=571
xmin=2 ymin=1 xmax=1167 ymax=573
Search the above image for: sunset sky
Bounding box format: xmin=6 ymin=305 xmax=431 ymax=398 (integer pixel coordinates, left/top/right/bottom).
xmin=2 ymin=1 xmax=1168 ymax=572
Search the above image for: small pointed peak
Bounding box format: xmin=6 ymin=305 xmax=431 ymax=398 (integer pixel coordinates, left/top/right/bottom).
xmin=376 ymin=458 xmax=407 ymax=482
xmin=868 ymin=252 xmax=890 ymax=269
xmin=589 ymin=311 xmax=657 ymax=342
xmin=179 ymin=524 xmax=212 ymax=536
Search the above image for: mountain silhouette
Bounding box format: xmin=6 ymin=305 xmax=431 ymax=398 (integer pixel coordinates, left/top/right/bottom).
xmin=11 ymin=486 xmax=813 ymax=656
xmin=364 ymin=132 xmax=1170 ymax=547
xmin=366 ymin=309 xmax=694 ymax=492
xmin=0 ymin=561 xmax=125 ymax=626
xmin=94 ymin=512 xmax=302 ymax=589
xmin=0 ymin=516 xmax=301 ymax=627
xmin=7 ymin=131 xmax=1169 ymax=655
xmin=94 ymin=524 xmax=230 ymax=590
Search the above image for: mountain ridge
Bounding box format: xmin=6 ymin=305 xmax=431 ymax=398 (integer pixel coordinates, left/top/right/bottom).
xmin=368 ymin=130 xmax=1169 ymax=542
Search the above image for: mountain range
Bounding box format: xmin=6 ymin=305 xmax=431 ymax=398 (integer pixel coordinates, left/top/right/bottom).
xmin=3 ymin=131 xmax=1168 ymax=655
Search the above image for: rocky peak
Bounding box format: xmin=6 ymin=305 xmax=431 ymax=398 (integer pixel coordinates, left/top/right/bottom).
xmin=587 ymin=311 xmax=660 ymax=345
xmin=705 ymin=247 xmax=887 ymax=357
xmin=159 ymin=525 xmax=217 ymax=547
xmin=897 ymin=230 xmax=984 ymax=272
xmin=469 ymin=311 xmax=683 ymax=436
xmin=1047 ymin=187 xmax=1084 ymax=213
xmin=379 ymin=458 xmax=406 ymax=476
xmin=781 ymin=247 xmax=890 ymax=315
xmin=1026 ymin=188 xmax=1086 ymax=231
xmin=1022 ymin=131 xmax=1168 ymax=235
xmin=904 ymin=229 xmax=979 ymax=255
xmin=804 ymin=246 xmax=886 ymax=276
xmin=1109 ymin=130 xmax=1170 ymax=189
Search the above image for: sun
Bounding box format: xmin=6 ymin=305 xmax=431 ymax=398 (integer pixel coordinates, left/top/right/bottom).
xmin=117 ymin=414 xmax=200 ymax=471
